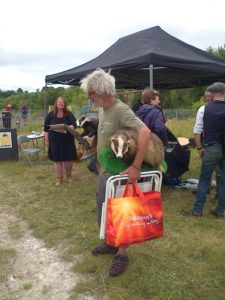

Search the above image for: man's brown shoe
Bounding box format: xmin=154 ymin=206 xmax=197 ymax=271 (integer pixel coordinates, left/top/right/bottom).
xmin=109 ymin=254 xmax=129 ymax=276
xmin=91 ymin=243 xmax=119 ymax=256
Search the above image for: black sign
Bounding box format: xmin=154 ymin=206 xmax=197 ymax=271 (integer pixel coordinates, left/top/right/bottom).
xmin=0 ymin=129 xmax=19 ymax=161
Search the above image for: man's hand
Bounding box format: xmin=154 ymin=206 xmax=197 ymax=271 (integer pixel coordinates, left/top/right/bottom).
xmin=120 ymin=165 xmax=141 ymax=183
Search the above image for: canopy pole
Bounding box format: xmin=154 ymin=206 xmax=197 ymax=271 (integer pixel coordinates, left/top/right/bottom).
xmin=126 ymin=93 xmax=129 ymax=104
xmin=44 ymin=82 xmax=47 ymax=117
xmin=149 ymin=64 xmax=154 ymax=89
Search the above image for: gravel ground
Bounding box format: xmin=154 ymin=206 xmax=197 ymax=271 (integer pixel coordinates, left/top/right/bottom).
xmin=0 ymin=207 xmax=93 ymax=300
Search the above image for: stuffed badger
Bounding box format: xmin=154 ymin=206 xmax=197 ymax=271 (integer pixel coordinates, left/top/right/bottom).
xmin=111 ymin=129 xmax=165 ymax=172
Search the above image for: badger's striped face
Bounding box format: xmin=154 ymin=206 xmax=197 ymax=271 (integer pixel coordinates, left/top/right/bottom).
xmin=111 ymin=136 xmax=129 ymax=158
xmin=76 ymin=116 xmax=90 ymax=128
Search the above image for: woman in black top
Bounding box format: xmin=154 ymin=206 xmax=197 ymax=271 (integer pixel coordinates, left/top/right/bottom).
xmin=44 ymin=96 xmax=77 ymax=186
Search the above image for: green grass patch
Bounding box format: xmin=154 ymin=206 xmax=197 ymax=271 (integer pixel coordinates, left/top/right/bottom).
xmin=23 ymin=282 xmax=32 ymax=290
xmin=0 ymin=119 xmax=224 ymax=299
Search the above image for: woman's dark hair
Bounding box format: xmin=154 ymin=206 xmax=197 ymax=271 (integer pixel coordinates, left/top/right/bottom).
xmin=53 ymin=96 xmax=69 ymax=117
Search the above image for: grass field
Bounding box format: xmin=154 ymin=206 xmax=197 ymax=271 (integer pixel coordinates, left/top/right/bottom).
xmin=0 ymin=118 xmax=224 ymax=299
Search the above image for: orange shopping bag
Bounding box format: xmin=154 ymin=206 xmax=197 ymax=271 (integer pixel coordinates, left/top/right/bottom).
xmin=106 ymin=182 xmax=163 ymax=247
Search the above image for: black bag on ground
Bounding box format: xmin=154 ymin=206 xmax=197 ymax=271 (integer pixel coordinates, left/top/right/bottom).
xmin=165 ymin=128 xmax=190 ymax=178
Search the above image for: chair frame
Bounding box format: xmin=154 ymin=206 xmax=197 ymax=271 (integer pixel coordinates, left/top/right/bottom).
xmin=17 ymin=135 xmax=41 ymax=166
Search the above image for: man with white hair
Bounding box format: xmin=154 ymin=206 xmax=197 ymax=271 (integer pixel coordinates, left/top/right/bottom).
xmin=80 ymin=68 xmax=151 ymax=276
xmin=182 ymin=82 xmax=225 ymax=218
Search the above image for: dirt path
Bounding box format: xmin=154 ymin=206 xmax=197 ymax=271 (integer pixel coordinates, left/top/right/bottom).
xmin=0 ymin=207 xmax=91 ymax=300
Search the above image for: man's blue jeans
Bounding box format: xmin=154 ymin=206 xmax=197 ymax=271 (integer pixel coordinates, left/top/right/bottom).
xmin=193 ymin=143 xmax=225 ymax=214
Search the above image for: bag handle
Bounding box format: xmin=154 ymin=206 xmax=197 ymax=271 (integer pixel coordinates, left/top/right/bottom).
xmin=123 ymin=183 xmax=133 ymax=197
xmin=123 ymin=182 xmax=144 ymax=198
xmin=132 ymin=182 xmax=144 ymax=198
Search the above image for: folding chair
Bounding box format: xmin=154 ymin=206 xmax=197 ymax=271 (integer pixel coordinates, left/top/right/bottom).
xmin=100 ymin=171 xmax=162 ymax=240
xmin=17 ymin=135 xmax=41 ymax=165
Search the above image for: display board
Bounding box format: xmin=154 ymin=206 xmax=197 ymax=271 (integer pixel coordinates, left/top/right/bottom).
xmin=0 ymin=129 xmax=19 ymax=161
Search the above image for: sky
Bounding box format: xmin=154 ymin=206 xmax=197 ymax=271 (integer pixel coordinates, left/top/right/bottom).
xmin=1 ymin=0 xmax=225 ymax=92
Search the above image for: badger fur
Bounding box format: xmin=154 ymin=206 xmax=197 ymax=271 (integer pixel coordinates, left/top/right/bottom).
xmin=111 ymin=129 xmax=165 ymax=171
xmin=77 ymin=116 xmax=99 ymax=138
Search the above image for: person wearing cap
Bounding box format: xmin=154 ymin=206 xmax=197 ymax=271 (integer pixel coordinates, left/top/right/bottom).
xmin=192 ymin=91 xmax=220 ymax=200
xmin=182 ymin=82 xmax=225 ymax=218
xmin=192 ymin=90 xmax=220 ymax=199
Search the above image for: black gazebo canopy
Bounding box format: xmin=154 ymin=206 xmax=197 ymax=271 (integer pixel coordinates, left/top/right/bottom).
xmin=46 ymin=26 xmax=225 ymax=89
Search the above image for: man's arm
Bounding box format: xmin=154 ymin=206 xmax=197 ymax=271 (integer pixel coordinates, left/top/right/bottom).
xmin=193 ymin=106 xmax=205 ymax=157
xmin=193 ymin=106 xmax=204 ymax=135
xmin=120 ymin=126 xmax=151 ymax=183
xmin=194 ymin=133 xmax=202 ymax=150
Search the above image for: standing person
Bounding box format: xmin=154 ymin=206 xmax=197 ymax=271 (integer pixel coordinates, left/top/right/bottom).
xmin=207 ymin=91 xmax=220 ymax=199
xmin=3 ymin=104 xmax=12 ymax=128
xmin=20 ymin=103 xmax=29 ymax=125
xmin=80 ymin=68 xmax=151 ymax=276
xmin=191 ymin=90 xmax=220 ymax=198
xmin=5 ymin=104 xmax=12 ymax=112
xmin=136 ymin=88 xmax=168 ymax=146
xmin=44 ymin=96 xmax=77 ymax=186
xmin=182 ymin=82 xmax=225 ymax=218
xmin=193 ymin=91 xmax=213 ymax=141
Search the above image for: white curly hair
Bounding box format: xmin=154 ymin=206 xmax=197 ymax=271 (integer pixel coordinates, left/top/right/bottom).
xmin=80 ymin=68 xmax=116 ymax=96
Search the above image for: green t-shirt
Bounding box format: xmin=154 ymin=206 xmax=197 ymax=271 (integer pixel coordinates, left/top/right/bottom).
xmin=97 ymin=99 xmax=145 ymax=174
